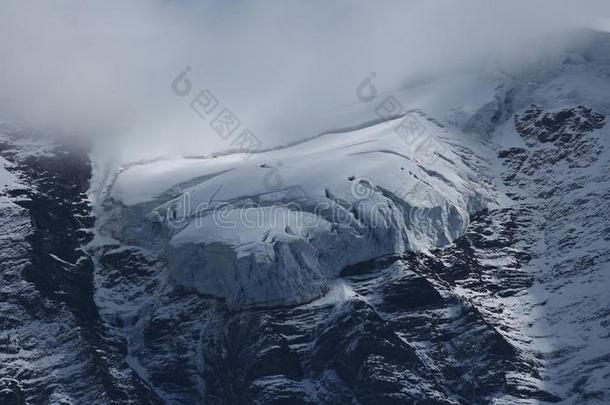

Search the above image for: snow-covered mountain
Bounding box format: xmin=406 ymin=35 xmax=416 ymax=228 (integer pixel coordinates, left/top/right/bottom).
xmin=1 ymin=29 xmax=610 ymax=404
xmin=97 ymin=112 xmax=487 ymax=310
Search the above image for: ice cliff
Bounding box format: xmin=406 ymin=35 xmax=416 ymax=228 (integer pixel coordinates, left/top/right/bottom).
xmin=98 ymin=115 xmax=488 ymax=308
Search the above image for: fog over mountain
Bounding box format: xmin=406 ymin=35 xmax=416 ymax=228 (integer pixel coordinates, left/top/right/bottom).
xmin=1 ymin=0 xmax=609 ymax=162
xmin=3 ymin=2 xmax=610 ymax=404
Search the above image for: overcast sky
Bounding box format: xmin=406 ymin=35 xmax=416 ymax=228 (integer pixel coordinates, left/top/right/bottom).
xmin=1 ymin=0 xmax=609 ymax=162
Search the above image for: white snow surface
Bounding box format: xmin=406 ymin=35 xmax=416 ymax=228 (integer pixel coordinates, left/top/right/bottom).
xmin=0 ymin=156 xmax=17 ymax=189
xmin=100 ymin=115 xmax=489 ymax=308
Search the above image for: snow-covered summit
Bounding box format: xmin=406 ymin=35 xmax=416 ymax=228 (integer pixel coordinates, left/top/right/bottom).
xmin=99 ymin=114 xmax=488 ymax=308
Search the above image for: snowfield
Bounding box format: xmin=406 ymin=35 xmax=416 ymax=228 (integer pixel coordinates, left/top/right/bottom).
xmin=99 ymin=115 xmax=489 ymax=308
xmin=0 ymin=156 xmax=17 ymax=189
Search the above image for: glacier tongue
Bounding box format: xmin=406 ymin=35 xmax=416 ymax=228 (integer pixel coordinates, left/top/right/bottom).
xmin=100 ymin=115 xmax=488 ymax=309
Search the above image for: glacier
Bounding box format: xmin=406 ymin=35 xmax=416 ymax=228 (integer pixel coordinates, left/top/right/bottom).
xmin=87 ymin=30 xmax=610 ymax=403
xmin=97 ymin=115 xmax=488 ymax=309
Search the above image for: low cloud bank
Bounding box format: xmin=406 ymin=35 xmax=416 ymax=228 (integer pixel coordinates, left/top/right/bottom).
xmin=0 ymin=1 xmax=608 ymax=162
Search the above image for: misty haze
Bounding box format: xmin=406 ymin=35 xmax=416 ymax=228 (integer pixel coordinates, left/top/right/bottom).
xmin=1 ymin=1 xmax=610 ymax=404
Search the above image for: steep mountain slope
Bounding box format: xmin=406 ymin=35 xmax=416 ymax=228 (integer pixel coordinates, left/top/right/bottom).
xmin=0 ymin=130 xmax=161 ymax=404
xmin=89 ymin=30 xmax=610 ymax=403
xmin=495 ymin=104 xmax=610 ymax=402
xmin=1 ymin=30 xmax=610 ymax=405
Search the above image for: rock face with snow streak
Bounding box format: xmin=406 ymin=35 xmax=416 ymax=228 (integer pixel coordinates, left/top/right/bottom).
xmin=101 ymin=116 xmax=487 ymax=308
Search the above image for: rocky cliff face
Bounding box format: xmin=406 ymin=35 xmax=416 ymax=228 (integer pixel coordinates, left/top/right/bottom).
xmin=0 ymin=130 xmax=160 ymax=404
xmin=496 ymin=103 xmax=610 ymax=402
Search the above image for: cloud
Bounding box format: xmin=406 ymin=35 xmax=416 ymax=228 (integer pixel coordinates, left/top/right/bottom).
xmin=0 ymin=0 xmax=608 ymax=163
